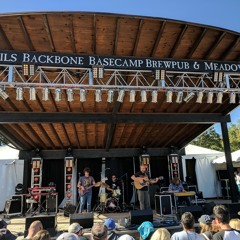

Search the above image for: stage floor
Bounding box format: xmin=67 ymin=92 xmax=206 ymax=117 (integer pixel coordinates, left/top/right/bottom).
xmin=1 ymin=198 xmax=238 ymax=239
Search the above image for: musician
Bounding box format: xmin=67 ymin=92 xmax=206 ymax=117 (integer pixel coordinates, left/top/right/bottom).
xmin=168 ymin=177 xmax=190 ymax=206
xmin=78 ymin=167 xmax=96 ymax=213
xmin=131 ymin=164 xmax=159 ymax=210
xmin=106 ymin=175 xmax=122 ymax=196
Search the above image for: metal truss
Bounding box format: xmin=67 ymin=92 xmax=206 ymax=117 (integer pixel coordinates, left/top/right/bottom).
xmin=0 ymin=65 xmax=240 ymax=93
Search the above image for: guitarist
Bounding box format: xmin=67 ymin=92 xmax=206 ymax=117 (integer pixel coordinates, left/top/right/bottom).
xmin=78 ymin=167 xmax=96 ymax=213
xmin=131 ymin=165 xmax=159 ymax=210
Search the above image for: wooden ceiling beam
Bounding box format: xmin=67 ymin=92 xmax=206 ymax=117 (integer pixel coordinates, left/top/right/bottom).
xmin=0 ymin=112 xmax=230 ymax=124
xmin=92 ymin=14 xmax=96 ymax=54
xmin=132 ymin=19 xmax=144 ymax=56
xmin=151 ymin=21 xmax=166 ymax=57
xmin=169 ymin=24 xmax=188 ymax=58
xmin=73 ymin=123 xmax=81 ymax=148
xmin=43 ymin=15 xmax=56 ymax=52
xmin=187 ymin=28 xmax=207 ymax=59
xmin=69 ymin=15 xmax=76 ymax=53
xmin=113 ymin=18 xmax=120 ymax=55
xmin=204 ymin=31 xmax=226 ymax=59
xmin=220 ymin=36 xmax=240 ymax=60
xmin=19 ymin=147 xmax=171 ymax=159
xmin=18 ymin=16 xmax=35 ymax=51
xmin=49 ymin=123 xmax=64 ymax=148
xmin=37 ymin=124 xmax=55 ymax=149
xmin=0 ymin=24 xmax=13 ymax=50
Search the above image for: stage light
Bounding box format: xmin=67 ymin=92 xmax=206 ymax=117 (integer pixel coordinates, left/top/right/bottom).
xmin=129 ymin=90 xmax=136 ymax=103
xmin=29 ymin=87 xmax=37 ymax=101
xmin=16 ymin=87 xmax=23 ymax=100
xmin=166 ymin=90 xmax=173 ymax=103
xmin=117 ymin=89 xmax=125 ymax=102
xmin=66 ymin=89 xmax=74 ymax=102
xmin=0 ymin=88 xmax=9 ymax=100
xmin=176 ymin=91 xmax=183 ymax=103
xmin=42 ymin=87 xmax=49 ymax=101
xmin=207 ymin=92 xmax=213 ymax=103
xmin=107 ymin=90 xmax=114 ymax=103
xmin=216 ymin=92 xmax=223 ymax=104
xmin=92 ymin=65 xmax=104 ymax=79
xmin=151 ymin=90 xmax=158 ymax=103
xmin=184 ymin=92 xmax=195 ymax=103
xmin=141 ymin=90 xmax=147 ymax=102
xmin=79 ymin=89 xmax=86 ymax=102
xmin=155 ymin=69 xmax=166 ymax=80
xmin=196 ymin=91 xmax=203 ymax=103
xmin=95 ymin=89 xmax=102 ymax=102
xmin=229 ymin=92 xmax=236 ymax=104
xmin=22 ymin=63 xmax=36 ymax=76
xmin=213 ymin=71 xmax=224 ymax=82
xmin=55 ymin=88 xmax=62 ymax=102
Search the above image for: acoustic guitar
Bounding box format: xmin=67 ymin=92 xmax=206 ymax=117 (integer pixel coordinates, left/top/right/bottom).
xmin=78 ymin=177 xmax=107 ymax=196
xmin=134 ymin=176 xmax=163 ymax=190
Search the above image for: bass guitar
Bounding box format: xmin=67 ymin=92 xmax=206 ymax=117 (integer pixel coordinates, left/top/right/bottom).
xmin=134 ymin=176 xmax=163 ymax=190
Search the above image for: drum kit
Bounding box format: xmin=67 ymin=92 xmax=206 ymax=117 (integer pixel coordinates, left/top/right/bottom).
xmin=94 ymin=182 xmax=124 ymax=213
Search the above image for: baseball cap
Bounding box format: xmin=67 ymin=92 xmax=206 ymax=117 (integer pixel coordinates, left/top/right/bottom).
xmin=56 ymin=232 xmax=79 ymax=240
xmin=118 ymin=234 xmax=135 ymax=240
xmin=104 ymin=218 xmax=116 ymax=230
xmin=198 ymin=215 xmax=212 ymax=224
xmin=68 ymin=223 xmax=83 ymax=234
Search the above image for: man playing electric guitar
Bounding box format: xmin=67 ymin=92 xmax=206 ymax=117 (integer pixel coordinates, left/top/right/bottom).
xmin=131 ymin=165 xmax=159 ymax=210
xmin=78 ymin=167 xmax=96 ymax=213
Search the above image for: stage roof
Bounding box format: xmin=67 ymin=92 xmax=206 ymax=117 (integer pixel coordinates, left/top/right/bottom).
xmin=0 ymin=12 xmax=239 ymax=153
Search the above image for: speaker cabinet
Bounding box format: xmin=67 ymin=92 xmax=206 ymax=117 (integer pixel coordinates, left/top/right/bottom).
xmin=4 ymin=198 xmax=22 ymax=216
xmin=155 ymin=194 xmax=173 ymax=215
xmin=178 ymin=206 xmax=203 ymax=221
xmin=70 ymin=213 xmax=93 ymax=228
xmin=129 ymin=209 xmax=153 ymax=225
xmin=46 ymin=195 xmax=58 ymax=213
xmin=64 ymin=204 xmax=76 ymax=217
xmin=25 ymin=215 xmax=57 ymax=237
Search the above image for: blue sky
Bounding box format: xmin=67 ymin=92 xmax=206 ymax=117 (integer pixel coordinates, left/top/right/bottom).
xmin=0 ymin=0 xmax=239 ymax=132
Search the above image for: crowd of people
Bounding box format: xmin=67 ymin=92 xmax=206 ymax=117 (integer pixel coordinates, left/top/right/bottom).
xmin=0 ymin=204 xmax=239 ymax=240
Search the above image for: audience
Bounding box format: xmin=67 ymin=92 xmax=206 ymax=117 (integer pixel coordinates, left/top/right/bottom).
xmin=91 ymin=223 xmax=108 ymax=240
xmin=171 ymin=212 xmax=204 ymax=240
xmin=25 ymin=220 xmax=43 ymax=240
xmin=104 ymin=218 xmax=119 ymax=240
xmin=68 ymin=223 xmax=88 ymax=240
xmin=32 ymin=230 xmax=51 ymax=240
xmin=150 ymin=228 xmax=170 ymax=240
xmin=137 ymin=221 xmax=155 ymax=240
xmin=229 ymin=218 xmax=240 ymax=230
xmin=198 ymin=214 xmax=218 ymax=240
xmin=56 ymin=232 xmax=79 ymax=240
xmin=212 ymin=205 xmax=240 ymax=240
xmin=118 ymin=234 xmax=135 ymax=240
xmin=0 ymin=218 xmax=16 ymax=240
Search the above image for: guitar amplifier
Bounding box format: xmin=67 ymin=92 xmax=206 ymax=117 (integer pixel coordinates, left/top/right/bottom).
xmin=155 ymin=194 xmax=173 ymax=215
xmin=4 ymin=196 xmax=23 ymax=216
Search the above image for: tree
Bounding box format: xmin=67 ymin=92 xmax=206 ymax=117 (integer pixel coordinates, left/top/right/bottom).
xmin=228 ymin=120 xmax=240 ymax=152
xmin=191 ymin=127 xmax=224 ymax=151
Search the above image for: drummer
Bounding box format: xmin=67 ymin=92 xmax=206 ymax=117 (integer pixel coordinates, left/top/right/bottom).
xmin=106 ymin=175 xmax=122 ymax=197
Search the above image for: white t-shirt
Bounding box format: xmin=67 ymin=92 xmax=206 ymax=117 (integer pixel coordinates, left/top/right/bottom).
xmin=171 ymin=230 xmax=205 ymax=240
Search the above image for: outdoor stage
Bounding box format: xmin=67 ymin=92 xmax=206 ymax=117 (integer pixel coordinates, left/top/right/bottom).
xmin=2 ymin=199 xmax=239 ymax=239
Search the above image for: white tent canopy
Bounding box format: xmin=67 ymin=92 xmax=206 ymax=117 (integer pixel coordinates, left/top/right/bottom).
xmin=182 ymin=144 xmax=224 ymax=198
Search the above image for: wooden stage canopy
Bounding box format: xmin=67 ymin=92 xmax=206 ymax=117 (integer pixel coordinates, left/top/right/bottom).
xmin=0 ymin=12 xmax=239 ymax=155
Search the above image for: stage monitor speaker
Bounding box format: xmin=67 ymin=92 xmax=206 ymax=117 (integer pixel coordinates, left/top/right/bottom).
xmin=64 ymin=204 xmax=75 ymax=217
xmin=70 ymin=213 xmax=93 ymax=228
xmin=203 ymin=201 xmax=216 ymax=215
xmin=4 ymin=199 xmax=22 ymax=215
xmin=225 ymin=203 xmax=240 ymax=219
xmin=46 ymin=195 xmax=57 ymax=213
xmin=25 ymin=215 xmax=57 ymax=237
xmin=178 ymin=206 xmax=203 ymax=221
xmin=129 ymin=209 xmax=153 ymax=225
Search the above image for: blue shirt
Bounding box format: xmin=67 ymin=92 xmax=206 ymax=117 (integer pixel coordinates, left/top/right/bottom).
xmin=168 ymin=183 xmax=184 ymax=192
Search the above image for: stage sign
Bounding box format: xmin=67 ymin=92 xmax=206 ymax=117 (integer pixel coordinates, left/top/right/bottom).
xmin=0 ymin=50 xmax=240 ymax=72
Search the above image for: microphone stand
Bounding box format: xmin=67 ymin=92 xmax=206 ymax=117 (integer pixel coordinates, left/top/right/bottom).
xmin=119 ymin=172 xmax=128 ymax=212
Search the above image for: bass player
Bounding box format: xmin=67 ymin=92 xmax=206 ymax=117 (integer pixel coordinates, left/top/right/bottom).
xmin=131 ymin=164 xmax=159 ymax=210
xmin=77 ymin=167 xmax=96 ymax=213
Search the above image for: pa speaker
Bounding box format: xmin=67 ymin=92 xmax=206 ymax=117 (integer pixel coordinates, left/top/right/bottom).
xmin=178 ymin=206 xmax=203 ymax=221
xmin=129 ymin=209 xmax=153 ymax=225
xmin=25 ymin=215 xmax=57 ymax=236
xmin=70 ymin=213 xmax=93 ymax=228
xmin=64 ymin=204 xmax=75 ymax=217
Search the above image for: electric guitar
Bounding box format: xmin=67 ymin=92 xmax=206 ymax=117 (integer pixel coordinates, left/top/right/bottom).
xmin=78 ymin=177 xmax=107 ymax=196
xmin=134 ymin=176 xmax=163 ymax=190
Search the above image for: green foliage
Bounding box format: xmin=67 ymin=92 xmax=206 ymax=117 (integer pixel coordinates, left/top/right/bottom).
xmin=228 ymin=120 xmax=240 ymax=151
xmin=191 ymin=127 xmax=224 ymax=151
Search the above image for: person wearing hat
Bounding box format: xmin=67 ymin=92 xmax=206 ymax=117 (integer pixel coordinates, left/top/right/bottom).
xmin=199 ymin=215 xmax=219 ymax=240
xmin=137 ymin=221 xmax=155 ymax=240
xmin=118 ymin=234 xmax=135 ymax=240
xmin=104 ymin=218 xmax=119 ymax=240
xmin=68 ymin=223 xmax=88 ymax=240
xmin=56 ymin=232 xmax=79 ymax=240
